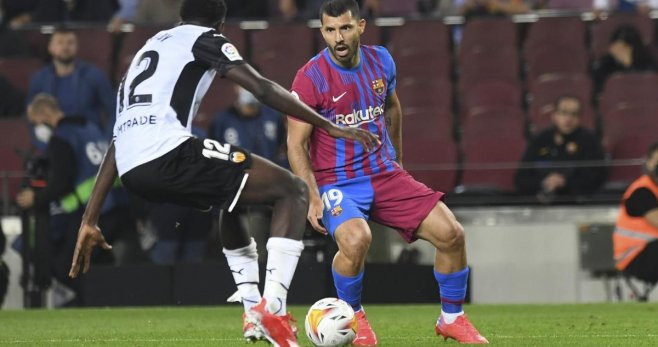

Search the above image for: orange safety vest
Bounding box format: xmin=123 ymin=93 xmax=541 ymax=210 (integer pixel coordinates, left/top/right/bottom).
xmin=613 ymin=175 xmax=658 ymax=270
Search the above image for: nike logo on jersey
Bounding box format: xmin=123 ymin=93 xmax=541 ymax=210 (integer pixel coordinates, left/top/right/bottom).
xmin=332 ymin=92 xmax=347 ymax=102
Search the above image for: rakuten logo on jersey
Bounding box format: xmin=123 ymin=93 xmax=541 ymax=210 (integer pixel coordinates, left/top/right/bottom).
xmin=335 ymin=104 xmax=384 ymax=127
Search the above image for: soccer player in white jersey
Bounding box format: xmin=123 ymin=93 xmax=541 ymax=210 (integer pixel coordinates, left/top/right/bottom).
xmin=67 ymin=1 xmax=378 ymax=346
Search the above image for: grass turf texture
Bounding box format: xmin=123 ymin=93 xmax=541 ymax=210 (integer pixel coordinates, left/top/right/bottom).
xmin=1 ymin=304 xmax=657 ymax=346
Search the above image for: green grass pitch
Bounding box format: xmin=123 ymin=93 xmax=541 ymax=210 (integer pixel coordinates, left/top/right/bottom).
xmin=1 ymin=303 xmax=657 ymax=346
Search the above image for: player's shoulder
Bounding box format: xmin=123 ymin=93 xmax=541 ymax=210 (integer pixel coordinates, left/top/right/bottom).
xmin=363 ymin=45 xmax=393 ymax=60
xmin=296 ymin=50 xmax=326 ymax=74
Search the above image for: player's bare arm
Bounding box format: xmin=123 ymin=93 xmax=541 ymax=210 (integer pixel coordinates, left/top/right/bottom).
xmin=68 ymin=142 xmax=116 ymax=278
xmin=385 ymin=90 xmax=403 ymax=166
xmin=287 ymin=117 xmax=327 ymax=234
xmin=225 ymin=64 xmax=379 ymax=151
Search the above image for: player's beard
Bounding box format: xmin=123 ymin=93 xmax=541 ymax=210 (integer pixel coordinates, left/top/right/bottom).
xmin=331 ymin=39 xmax=359 ymax=67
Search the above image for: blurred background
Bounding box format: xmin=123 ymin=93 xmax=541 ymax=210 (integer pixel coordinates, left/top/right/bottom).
xmin=2 ymin=0 xmax=658 ymax=309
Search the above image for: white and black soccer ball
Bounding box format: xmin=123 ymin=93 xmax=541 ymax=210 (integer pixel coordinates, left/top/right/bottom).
xmin=305 ymin=298 xmax=357 ymax=347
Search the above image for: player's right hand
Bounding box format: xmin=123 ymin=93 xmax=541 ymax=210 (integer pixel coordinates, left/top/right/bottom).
xmin=308 ymin=195 xmax=327 ymax=235
xmin=327 ymin=125 xmax=380 ymax=152
xmin=69 ymin=223 xmax=112 ymax=278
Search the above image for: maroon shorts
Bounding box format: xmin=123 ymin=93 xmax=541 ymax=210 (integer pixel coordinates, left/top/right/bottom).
xmin=319 ymin=169 xmax=444 ymax=243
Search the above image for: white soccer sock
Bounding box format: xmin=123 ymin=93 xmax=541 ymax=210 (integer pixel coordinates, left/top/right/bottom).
xmin=263 ymin=237 xmax=304 ymax=315
xmin=441 ymin=310 xmax=464 ymax=324
xmin=223 ymin=238 xmax=261 ymax=311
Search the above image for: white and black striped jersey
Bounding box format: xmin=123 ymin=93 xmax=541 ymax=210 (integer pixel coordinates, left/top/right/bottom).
xmin=113 ymin=24 xmax=245 ymax=176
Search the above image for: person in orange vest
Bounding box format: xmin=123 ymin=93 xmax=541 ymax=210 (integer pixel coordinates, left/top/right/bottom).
xmin=614 ymin=142 xmax=658 ymax=285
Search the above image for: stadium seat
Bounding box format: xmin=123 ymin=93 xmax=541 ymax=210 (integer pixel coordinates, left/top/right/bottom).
xmin=524 ymin=17 xmax=585 ymax=54
xmin=251 ymin=22 xmax=313 ymax=88
xmin=591 ymin=14 xmax=654 ymax=58
xmin=598 ymin=72 xmax=658 ymax=116
xmin=528 ymin=73 xmax=594 ymax=133
xmin=396 ymin=76 xmax=452 ymax=111
xmin=545 ymin=0 xmax=593 ymax=10
xmin=402 ymin=108 xmax=457 ymax=191
xmin=461 ymin=80 xmax=521 ymax=115
xmin=460 ymin=18 xmax=517 ymax=54
xmin=602 ymin=105 xmax=658 ymax=186
xmin=72 ymin=27 xmax=115 ymax=77
xmin=388 ymin=20 xmax=451 ymax=80
xmin=379 ymin=0 xmax=418 ymax=16
xmin=458 ymin=47 xmax=520 ymax=93
xmin=0 ymin=118 xmax=30 ymax=199
xmin=460 ymin=105 xmax=525 ymax=134
xmin=459 ymin=109 xmax=525 ymax=193
xmin=524 ymin=44 xmax=588 ymax=82
xmin=18 ymin=28 xmax=50 ymax=59
xmin=0 ymin=58 xmax=44 ymax=96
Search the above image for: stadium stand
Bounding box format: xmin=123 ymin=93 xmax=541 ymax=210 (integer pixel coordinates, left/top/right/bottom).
xmin=524 ymin=17 xmax=586 ymax=54
xmin=524 ymin=45 xmax=589 ymax=82
xmin=459 ymin=106 xmax=525 ymax=193
xmin=0 ymin=58 xmax=43 ymax=96
xmin=0 ymin=118 xmax=30 ymax=199
xmin=388 ymin=20 xmax=451 ymax=80
xmin=402 ymin=107 xmax=457 ymax=192
xmin=598 ymin=72 xmax=658 ymax=116
xmin=72 ymin=27 xmax=115 ymax=77
xmin=396 ymin=77 xmax=452 ymax=111
xmin=251 ymin=22 xmax=313 ymax=88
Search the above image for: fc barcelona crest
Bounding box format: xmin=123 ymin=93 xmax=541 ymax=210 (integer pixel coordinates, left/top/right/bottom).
xmin=372 ymin=78 xmax=385 ymax=95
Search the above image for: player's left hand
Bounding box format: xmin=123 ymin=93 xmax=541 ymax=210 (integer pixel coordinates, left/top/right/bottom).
xmin=308 ymin=195 xmax=327 ymax=235
xmin=69 ymin=223 xmax=112 ymax=278
xmin=327 ymin=125 xmax=380 ymax=152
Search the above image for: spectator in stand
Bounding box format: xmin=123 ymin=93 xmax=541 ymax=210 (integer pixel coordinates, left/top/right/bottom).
xmin=594 ymin=0 xmax=658 ymax=15
xmin=613 ymin=142 xmax=658 ymax=291
xmin=0 ymin=74 xmax=24 ymax=117
xmin=515 ymin=96 xmax=606 ymax=203
xmin=108 ymin=0 xmax=184 ymax=33
xmin=592 ymin=25 xmax=656 ymax=93
xmin=209 ymin=83 xmax=287 ymax=260
xmin=458 ymin=0 xmax=532 ymax=18
xmin=1 ymin=0 xmax=117 ymax=28
xmin=27 ymin=27 xmax=115 ymax=142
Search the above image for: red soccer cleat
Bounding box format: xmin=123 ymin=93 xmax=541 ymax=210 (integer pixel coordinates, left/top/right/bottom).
xmin=246 ymin=299 xmax=299 ymax=347
xmin=435 ymin=314 xmax=488 ymax=344
xmin=352 ymin=309 xmax=378 ymax=346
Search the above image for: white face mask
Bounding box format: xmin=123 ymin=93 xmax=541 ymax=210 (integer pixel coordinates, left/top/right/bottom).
xmin=237 ymin=88 xmax=258 ymax=106
xmin=34 ymin=124 xmax=53 ymax=143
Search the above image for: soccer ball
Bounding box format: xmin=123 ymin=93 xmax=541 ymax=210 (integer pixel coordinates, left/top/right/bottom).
xmin=305 ymin=298 xmax=357 ymax=347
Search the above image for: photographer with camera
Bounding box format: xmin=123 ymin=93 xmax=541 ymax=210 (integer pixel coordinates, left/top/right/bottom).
xmin=15 ymin=94 xmax=142 ymax=306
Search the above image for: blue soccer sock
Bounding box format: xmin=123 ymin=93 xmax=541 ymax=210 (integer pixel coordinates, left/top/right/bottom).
xmin=332 ymin=268 xmax=364 ymax=312
xmin=434 ymin=266 xmax=469 ymax=314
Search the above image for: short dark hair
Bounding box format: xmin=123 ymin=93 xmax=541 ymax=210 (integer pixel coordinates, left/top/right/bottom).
xmin=319 ymin=0 xmax=360 ymax=23
xmin=647 ymin=142 xmax=658 ymax=157
xmin=555 ymin=95 xmax=582 ymax=115
xmin=49 ymin=26 xmax=75 ymax=41
xmin=180 ymin=0 xmax=227 ymax=27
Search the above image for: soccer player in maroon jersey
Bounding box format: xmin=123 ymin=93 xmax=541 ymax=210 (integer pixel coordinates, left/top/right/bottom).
xmin=287 ymin=0 xmax=488 ymax=344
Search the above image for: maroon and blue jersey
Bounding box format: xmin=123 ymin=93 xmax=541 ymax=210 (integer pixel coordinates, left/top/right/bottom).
xmin=290 ymin=45 xmax=398 ymax=186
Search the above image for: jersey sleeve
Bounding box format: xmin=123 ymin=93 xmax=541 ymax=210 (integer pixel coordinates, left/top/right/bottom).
xmin=381 ymin=48 xmax=397 ymax=95
xmin=288 ymin=68 xmax=320 ymax=122
xmin=192 ymin=31 xmax=245 ymax=76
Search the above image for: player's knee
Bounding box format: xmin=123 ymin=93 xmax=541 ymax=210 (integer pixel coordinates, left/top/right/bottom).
xmin=290 ymin=176 xmax=309 ymax=203
xmin=437 ymin=220 xmax=464 ymax=251
xmin=337 ymin=229 xmax=371 ymax=259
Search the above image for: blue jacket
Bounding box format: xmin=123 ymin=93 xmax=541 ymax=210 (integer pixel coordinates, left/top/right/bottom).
xmin=209 ymin=106 xmax=286 ymax=166
xmin=28 ymin=60 xmax=116 ymax=135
